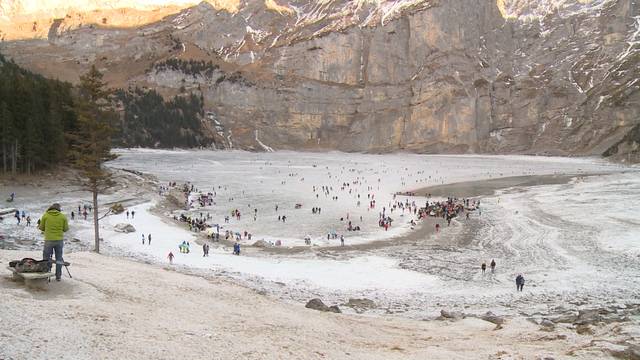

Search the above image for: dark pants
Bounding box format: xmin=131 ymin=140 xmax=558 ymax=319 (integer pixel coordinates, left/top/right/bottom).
xmin=43 ymin=240 xmax=64 ymax=280
xmin=517 ymin=284 xmax=524 ymax=291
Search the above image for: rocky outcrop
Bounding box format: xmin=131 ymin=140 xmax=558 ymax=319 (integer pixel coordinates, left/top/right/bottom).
xmin=0 ymin=0 xmax=638 ymax=158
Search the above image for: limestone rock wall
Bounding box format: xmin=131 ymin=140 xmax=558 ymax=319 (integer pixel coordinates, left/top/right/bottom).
xmin=1 ymin=0 xmax=638 ymax=156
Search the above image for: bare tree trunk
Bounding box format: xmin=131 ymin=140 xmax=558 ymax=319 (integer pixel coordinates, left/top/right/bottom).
xmin=2 ymin=142 xmax=6 ymax=174
xmin=92 ymin=188 xmax=100 ymax=253
xmin=92 ymin=186 xmax=100 ymax=253
xmin=11 ymin=140 xmax=17 ymax=175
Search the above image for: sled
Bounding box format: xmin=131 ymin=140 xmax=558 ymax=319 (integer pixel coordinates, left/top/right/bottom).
xmin=7 ymin=267 xmax=53 ymax=289
xmin=0 ymin=208 xmax=17 ymax=216
xmin=7 ymin=260 xmax=72 ymax=289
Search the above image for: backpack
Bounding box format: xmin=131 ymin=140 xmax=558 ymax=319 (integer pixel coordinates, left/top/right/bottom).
xmin=10 ymin=258 xmax=51 ymax=273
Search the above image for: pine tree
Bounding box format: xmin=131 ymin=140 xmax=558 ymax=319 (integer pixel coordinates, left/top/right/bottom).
xmin=68 ymin=65 xmax=116 ymax=253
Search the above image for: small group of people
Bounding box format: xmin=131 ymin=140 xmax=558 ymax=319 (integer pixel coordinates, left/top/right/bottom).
xmin=516 ymin=274 xmax=525 ymax=291
xmin=141 ymin=233 xmax=151 ymax=245
xmin=480 ymin=259 xmax=497 ymax=274
xmin=479 ymin=259 xmax=526 ymax=291
xmin=13 ymin=210 xmax=31 ymax=226
xmin=125 ymin=210 xmax=136 ymax=219
xmin=179 ymin=241 xmax=190 ymax=253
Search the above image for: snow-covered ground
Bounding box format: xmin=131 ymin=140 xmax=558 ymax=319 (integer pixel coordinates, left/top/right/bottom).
xmin=95 ymin=202 xmax=441 ymax=294
xmin=2 ymin=150 xmax=639 ymax=320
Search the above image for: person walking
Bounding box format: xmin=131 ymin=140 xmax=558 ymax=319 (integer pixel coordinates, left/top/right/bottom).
xmin=490 ymin=259 xmax=496 ymax=273
xmin=148 ymin=234 xmax=151 ymax=245
xmin=516 ymin=274 xmax=525 ymax=291
xmin=168 ymin=251 xmax=174 ymax=264
xmin=142 ymin=234 xmax=145 ymax=245
xmin=39 ymin=203 xmax=69 ymax=281
xmin=481 ymin=262 xmax=487 ymax=274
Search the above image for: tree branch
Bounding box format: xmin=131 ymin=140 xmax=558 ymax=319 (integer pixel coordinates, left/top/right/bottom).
xmin=98 ymin=209 xmax=112 ymax=221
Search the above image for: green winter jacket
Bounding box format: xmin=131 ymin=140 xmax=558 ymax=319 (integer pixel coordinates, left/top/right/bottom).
xmin=38 ymin=209 xmax=69 ymax=241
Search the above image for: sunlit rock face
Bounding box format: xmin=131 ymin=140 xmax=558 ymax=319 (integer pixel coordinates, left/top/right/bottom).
xmin=0 ymin=0 xmax=638 ymax=157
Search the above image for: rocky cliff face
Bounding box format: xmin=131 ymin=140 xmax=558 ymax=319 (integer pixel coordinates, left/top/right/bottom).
xmin=1 ymin=0 xmax=638 ymax=158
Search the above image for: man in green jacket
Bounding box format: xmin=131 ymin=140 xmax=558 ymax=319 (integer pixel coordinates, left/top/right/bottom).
xmin=39 ymin=203 xmax=69 ymax=281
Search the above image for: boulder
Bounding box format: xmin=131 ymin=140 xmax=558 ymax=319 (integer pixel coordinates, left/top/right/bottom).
xmin=305 ymin=298 xmax=340 ymax=313
xmin=114 ymin=223 xmax=136 ymax=233
xmin=305 ymin=298 xmax=330 ymax=312
xmin=481 ymin=311 xmax=505 ymax=325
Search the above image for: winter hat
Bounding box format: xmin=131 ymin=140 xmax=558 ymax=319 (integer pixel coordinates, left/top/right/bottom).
xmin=49 ymin=203 xmax=61 ymax=211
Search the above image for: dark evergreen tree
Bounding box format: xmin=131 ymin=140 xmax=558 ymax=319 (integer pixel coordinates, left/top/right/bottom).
xmin=114 ymin=87 xmax=210 ymax=148
xmin=67 ymin=65 xmax=116 ymax=253
xmin=0 ymin=53 xmax=78 ymax=175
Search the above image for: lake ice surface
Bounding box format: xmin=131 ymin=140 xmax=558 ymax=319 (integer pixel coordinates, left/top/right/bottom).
xmin=3 ymin=150 xmax=638 ymax=318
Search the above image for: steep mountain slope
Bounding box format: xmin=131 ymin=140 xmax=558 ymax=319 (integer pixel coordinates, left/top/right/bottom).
xmin=0 ymin=0 xmax=638 ymax=157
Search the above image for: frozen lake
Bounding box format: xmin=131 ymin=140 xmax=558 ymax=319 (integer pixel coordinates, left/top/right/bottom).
xmin=2 ymin=150 xmax=638 ymax=318
xmin=107 ymin=150 xmax=622 ymax=247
